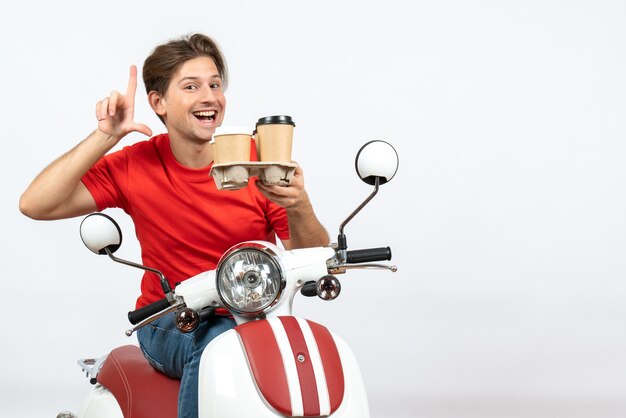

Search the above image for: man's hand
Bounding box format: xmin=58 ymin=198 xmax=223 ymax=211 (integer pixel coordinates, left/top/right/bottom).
xmin=19 ymin=66 xmax=153 ymax=220
xmin=95 ymin=65 xmax=152 ymax=139
xmin=255 ymin=164 xmax=330 ymax=249
xmin=255 ymin=165 xmax=307 ymax=209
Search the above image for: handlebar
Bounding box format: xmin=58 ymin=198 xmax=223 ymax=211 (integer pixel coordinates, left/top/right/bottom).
xmin=128 ymin=298 xmax=171 ymax=325
xmin=127 ymin=247 xmax=392 ymax=325
xmin=345 ymin=247 xmax=392 ymax=263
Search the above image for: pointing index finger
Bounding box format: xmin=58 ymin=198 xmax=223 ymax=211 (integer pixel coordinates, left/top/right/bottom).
xmin=125 ymin=65 xmax=139 ymax=106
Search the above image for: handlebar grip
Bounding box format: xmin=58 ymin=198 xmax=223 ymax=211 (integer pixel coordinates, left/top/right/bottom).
xmin=346 ymin=247 xmax=392 ymax=263
xmin=128 ymin=298 xmax=171 ymax=325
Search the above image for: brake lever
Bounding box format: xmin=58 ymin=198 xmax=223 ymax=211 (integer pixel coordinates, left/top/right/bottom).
xmin=125 ymin=301 xmax=184 ymax=336
xmin=329 ymin=264 xmax=398 ymax=275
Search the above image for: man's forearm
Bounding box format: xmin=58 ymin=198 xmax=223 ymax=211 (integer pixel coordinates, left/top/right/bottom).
xmin=19 ymin=130 xmax=119 ymax=220
xmin=286 ymin=198 xmax=330 ymax=249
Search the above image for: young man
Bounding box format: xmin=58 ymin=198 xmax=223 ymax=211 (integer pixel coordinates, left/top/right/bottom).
xmin=19 ymin=33 xmax=329 ymax=418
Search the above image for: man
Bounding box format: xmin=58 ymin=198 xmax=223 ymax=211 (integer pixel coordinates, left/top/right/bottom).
xmin=19 ymin=33 xmax=329 ymax=418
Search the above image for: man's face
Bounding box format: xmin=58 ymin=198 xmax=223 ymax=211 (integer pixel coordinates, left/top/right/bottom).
xmin=156 ymin=56 xmax=226 ymax=144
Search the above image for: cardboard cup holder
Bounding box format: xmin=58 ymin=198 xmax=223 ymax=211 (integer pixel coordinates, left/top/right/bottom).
xmin=210 ymin=161 xmax=298 ymax=190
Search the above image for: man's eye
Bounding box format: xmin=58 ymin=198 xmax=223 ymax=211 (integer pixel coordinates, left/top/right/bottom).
xmin=185 ymin=85 xmax=197 ymax=90
xmin=211 ymin=83 xmax=221 ymax=89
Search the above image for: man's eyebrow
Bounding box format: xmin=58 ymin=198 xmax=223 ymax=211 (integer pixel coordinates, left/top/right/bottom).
xmin=177 ymin=75 xmax=222 ymax=84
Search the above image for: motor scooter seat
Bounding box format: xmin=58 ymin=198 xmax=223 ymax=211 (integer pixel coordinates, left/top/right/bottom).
xmin=97 ymin=345 xmax=179 ymax=418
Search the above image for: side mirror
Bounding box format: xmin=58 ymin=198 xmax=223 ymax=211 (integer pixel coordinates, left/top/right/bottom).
xmin=337 ymin=140 xmax=398 ymax=251
xmin=79 ymin=212 xmax=174 ymax=303
xmin=355 ymin=140 xmax=399 ymax=185
xmin=80 ymin=213 xmax=122 ymax=255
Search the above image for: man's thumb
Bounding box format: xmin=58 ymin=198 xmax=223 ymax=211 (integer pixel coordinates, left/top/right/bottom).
xmin=132 ymin=123 xmax=153 ymax=137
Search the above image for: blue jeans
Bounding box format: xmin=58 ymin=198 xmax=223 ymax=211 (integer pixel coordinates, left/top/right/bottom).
xmin=136 ymin=312 xmax=236 ymax=418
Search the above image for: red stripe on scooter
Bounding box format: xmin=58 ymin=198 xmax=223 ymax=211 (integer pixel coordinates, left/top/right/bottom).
xmin=236 ymin=320 xmax=291 ymax=416
xmin=279 ymin=316 xmax=321 ymax=416
xmin=308 ymin=320 xmax=345 ymax=413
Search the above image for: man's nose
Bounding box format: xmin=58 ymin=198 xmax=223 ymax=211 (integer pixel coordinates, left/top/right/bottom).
xmin=200 ymin=85 xmax=217 ymax=102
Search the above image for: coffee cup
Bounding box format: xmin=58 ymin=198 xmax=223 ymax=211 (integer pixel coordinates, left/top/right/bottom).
xmin=255 ymin=116 xmax=295 ymax=185
xmin=211 ymin=126 xmax=253 ymax=164
xmin=211 ymin=127 xmax=252 ymax=189
xmin=255 ymin=115 xmax=295 ymax=162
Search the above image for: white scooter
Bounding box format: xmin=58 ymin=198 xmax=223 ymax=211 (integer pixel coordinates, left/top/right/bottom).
xmin=58 ymin=140 xmax=399 ymax=418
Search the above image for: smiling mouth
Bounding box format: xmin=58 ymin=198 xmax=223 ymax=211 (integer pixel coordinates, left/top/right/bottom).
xmin=193 ymin=110 xmax=216 ymax=122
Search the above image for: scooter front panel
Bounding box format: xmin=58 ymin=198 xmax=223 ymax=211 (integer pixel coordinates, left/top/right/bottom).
xmin=199 ymin=329 xmax=282 ymax=417
xmin=198 ymin=319 xmax=369 ymax=417
xmin=234 ymin=317 xmax=292 ymax=414
xmin=235 ymin=316 xmax=344 ymax=417
xmin=307 ymin=319 xmax=345 ymax=411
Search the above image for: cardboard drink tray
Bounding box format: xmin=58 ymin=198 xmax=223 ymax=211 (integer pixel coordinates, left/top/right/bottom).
xmin=210 ymin=161 xmax=298 ymax=190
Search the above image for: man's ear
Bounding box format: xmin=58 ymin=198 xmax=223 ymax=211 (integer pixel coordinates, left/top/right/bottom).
xmin=148 ymin=91 xmax=166 ymax=117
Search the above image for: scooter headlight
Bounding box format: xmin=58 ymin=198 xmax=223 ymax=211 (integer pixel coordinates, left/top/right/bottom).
xmin=216 ymin=243 xmax=285 ymax=316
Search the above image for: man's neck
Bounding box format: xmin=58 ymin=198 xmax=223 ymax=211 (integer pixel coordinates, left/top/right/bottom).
xmin=169 ymin=134 xmax=214 ymax=168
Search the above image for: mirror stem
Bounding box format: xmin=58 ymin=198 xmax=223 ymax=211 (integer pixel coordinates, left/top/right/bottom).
xmin=337 ymin=177 xmax=380 ymax=250
xmin=105 ymin=248 xmax=175 ymax=303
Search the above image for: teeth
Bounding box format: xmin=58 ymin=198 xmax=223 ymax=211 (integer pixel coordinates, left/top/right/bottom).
xmin=193 ymin=111 xmax=216 ymax=117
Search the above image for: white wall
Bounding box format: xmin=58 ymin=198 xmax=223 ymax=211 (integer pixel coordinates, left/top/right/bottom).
xmin=1 ymin=1 xmax=625 ymax=417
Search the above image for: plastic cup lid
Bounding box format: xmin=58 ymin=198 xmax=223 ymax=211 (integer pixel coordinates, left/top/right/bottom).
xmin=256 ymin=115 xmax=295 ymax=127
xmin=213 ymin=126 xmax=253 ymax=137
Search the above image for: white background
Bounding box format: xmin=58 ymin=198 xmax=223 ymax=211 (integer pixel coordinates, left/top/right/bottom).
xmin=1 ymin=1 xmax=625 ymax=417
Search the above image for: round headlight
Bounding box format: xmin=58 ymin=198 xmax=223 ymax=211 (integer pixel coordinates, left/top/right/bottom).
xmin=216 ymin=244 xmax=285 ymax=316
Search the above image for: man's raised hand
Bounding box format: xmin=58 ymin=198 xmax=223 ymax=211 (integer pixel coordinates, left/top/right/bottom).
xmin=95 ymin=65 xmax=152 ymax=139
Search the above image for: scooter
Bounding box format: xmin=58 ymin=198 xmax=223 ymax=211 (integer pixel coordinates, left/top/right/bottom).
xmin=57 ymin=140 xmax=399 ymax=418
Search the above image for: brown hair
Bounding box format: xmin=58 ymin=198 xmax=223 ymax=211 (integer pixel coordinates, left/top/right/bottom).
xmin=143 ymin=33 xmax=228 ymax=107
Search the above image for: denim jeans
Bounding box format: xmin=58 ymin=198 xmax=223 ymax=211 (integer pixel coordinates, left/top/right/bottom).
xmin=136 ymin=312 xmax=236 ymax=418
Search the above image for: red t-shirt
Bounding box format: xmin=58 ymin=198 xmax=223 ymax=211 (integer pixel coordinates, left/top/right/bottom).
xmin=82 ymin=134 xmax=290 ymax=308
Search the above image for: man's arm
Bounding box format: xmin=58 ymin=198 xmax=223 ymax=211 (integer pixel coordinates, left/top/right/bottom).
xmin=20 ymin=131 xmax=116 ymax=220
xmin=256 ymin=165 xmax=330 ymax=250
xmin=19 ymin=66 xmax=152 ymax=220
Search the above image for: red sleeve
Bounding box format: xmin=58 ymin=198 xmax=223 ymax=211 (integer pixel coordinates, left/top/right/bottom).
xmin=81 ymin=149 xmax=130 ymax=212
xmin=265 ymin=199 xmax=290 ymax=241
xmin=249 ymin=141 xmax=291 ymax=239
